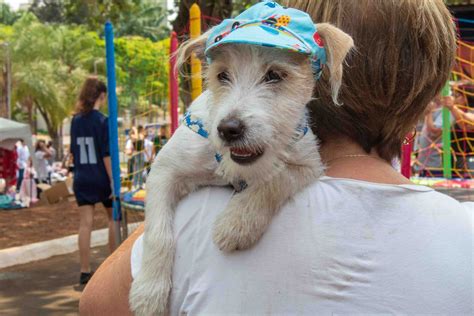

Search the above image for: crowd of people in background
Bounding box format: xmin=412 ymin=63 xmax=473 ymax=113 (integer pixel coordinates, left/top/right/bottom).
xmin=10 ymin=120 xmax=169 ymax=206
xmin=125 ymin=124 xmax=168 ymax=189
xmin=12 ymin=139 xmax=63 ymax=205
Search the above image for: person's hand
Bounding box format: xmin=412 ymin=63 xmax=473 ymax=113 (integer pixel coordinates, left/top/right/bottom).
xmin=442 ymin=96 xmax=454 ymax=110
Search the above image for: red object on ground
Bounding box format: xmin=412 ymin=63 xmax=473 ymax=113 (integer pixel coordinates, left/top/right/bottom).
xmin=0 ymin=148 xmax=17 ymax=186
xmin=169 ymin=31 xmax=179 ymax=135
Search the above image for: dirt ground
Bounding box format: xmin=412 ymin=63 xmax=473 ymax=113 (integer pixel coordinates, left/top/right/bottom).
xmin=0 ymin=199 xmax=144 ymax=249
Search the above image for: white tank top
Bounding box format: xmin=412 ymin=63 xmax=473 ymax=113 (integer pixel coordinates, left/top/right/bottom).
xmin=131 ymin=177 xmax=473 ymax=315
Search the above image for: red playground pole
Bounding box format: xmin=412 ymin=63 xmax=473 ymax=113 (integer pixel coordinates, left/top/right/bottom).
xmin=169 ymin=31 xmax=179 ymax=135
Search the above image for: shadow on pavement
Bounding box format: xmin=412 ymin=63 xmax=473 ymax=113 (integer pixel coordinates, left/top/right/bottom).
xmin=0 ymin=246 xmax=109 ymax=316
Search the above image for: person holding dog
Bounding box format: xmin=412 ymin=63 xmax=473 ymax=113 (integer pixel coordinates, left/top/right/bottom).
xmin=80 ymin=0 xmax=472 ymax=314
xmin=71 ymin=76 xmax=116 ymax=285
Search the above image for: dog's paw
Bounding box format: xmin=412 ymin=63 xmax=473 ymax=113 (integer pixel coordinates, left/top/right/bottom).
xmin=129 ymin=274 xmax=171 ymax=316
xmin=212 ymin=210 xmax=266 ymax=252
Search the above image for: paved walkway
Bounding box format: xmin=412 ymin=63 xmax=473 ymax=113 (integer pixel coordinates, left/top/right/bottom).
xmin=0 ymin=246 xmax=109 ymax=316
xmin=0 ymin=189 xmax=471 ymax=315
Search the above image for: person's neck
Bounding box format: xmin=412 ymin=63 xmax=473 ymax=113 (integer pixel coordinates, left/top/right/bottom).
xmin=320 ymin=137 xmax=412 ymax=185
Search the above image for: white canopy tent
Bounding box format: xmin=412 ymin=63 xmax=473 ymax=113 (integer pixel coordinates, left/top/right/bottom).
xmin=0 ymin=118 xmax=35 ymax=168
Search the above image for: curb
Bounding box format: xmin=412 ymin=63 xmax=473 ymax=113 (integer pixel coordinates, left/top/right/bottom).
xmin=0 ymin=222 xmax=142 ymax=269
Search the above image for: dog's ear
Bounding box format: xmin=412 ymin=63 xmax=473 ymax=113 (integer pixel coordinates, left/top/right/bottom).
xmin=176 ymin=29 xmax=213 ymax=71
xmin=316 ymin=23 xmax=354 ymax=105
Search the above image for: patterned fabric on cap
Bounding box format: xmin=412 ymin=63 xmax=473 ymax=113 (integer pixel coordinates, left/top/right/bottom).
xmin=205 ymin=1 xmax=326 ymax=78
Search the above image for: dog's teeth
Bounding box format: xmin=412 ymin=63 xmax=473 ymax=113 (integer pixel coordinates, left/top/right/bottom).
xmin=232 ymin=152 xmax=252 ymax=157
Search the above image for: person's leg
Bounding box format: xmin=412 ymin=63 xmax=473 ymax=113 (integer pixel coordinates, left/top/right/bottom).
xmin=78 ymin=204 xmax=95 ymax=273
xmin=103 ymin=200 xmax=116 ymax=253
xmin=17 ymin=168 xmax=24 ymax=192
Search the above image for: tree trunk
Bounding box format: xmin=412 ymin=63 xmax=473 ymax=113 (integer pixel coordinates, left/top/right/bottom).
xmin=23 ymin=97 xmax=35 ymax=133
xmin=1 ymin=63 xmax=7 ymax=118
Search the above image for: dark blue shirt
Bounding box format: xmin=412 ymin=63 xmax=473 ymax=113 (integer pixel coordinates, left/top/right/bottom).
xmin=70 ymin=110 xmax=111 ymax=204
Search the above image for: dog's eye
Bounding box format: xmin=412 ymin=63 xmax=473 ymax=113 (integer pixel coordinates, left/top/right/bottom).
xmin=217 ymin=71 xmax=231 ymax=83
xmin=263 ymin=70 xmax=284 ymax=84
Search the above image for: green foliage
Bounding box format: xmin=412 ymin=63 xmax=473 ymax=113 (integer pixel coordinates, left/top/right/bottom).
xmin=0 ymin=7 xmax=171 ymax=144
xmin=114 ymin=4 xmax=169 ymax=42
xmin=114 ymin=36 xmax=169 ymax=112
xmin=29 ymin=0 xmax=170 ymax=42
xmin=0 ymin=3 xmax=22 ymax=25
xmin=0 ymin=13 xmax=103 ymax=144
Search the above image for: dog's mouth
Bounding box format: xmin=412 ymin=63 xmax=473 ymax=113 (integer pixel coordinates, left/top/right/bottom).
xmin=229 ymin=146 xmax=264 ymax=165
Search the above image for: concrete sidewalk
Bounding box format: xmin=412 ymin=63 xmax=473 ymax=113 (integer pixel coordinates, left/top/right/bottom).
xmin=0 ymin=246 xmax=109 ymax=316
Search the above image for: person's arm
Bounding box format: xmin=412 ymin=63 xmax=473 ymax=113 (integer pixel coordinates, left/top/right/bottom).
xmin=425 ymin=110 xmax=442 ymax=137
xmin=442 ymin=96 xmax=473 ymax=130
xmin=103 ymin=156 xmax=113 ymax=181
xmin=449 ymin=106 xmax=474 ymax=131
xmin=125 ymin=140 xmax=134 ymax=156
xmin=42 ymin=145 xmax=52 ymax=159
xmin=79 ymin=224 xmax=144 ymax=315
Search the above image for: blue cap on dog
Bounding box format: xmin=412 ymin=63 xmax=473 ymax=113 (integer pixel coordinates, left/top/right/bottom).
xmin=205 ymin=1 xmax=326 ymax=78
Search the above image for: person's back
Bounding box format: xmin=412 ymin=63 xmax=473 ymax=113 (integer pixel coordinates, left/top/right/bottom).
xmin=70 ymin=109 xmax=110 ymax=202
xmin=131 ymin=179 xmax=473 ymax=314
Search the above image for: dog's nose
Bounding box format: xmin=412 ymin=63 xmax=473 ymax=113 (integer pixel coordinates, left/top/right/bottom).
xmin=217 ymin=118 xmax=245 ymax=142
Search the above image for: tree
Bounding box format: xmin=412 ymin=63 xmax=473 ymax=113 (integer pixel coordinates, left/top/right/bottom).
xmin=8 ymin=13 xmax=102 ymax=151
xmin=0 ymin=3 xmax=22 ymax=25
xmin=172 ymin=0 xmax=257 ymax=34
xmin=29 ymin=0 xmax=65 ymax=24
xmin=114 ymin=36 xmax=169 ymax=115
xmin=115 ymin=3 xmax=169 ymax=42
xmin=29 ymin=0 xmax=170 ymax=42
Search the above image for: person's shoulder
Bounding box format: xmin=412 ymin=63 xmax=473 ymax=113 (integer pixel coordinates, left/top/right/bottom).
xmin=71 ymin=113 xmax=81 ymax=123
xmin=308 ymin=177 xmax=468 ymax=212
xmin=417 ymin=189 xmax=471 ymax=213
xmin=91 ymin=110 xmax=108 ymax=122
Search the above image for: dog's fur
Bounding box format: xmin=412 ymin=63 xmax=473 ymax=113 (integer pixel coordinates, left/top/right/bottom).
xmin=129 ymin=23 xmax=353 ymax=316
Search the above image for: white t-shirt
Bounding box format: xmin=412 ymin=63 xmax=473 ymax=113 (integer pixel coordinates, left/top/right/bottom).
xmin=16 ymin=144 xmax=30 ymax=169
xmin=131 ymin=177 xmax=473 ymax=315
xmin=125 ymin=139 xmax=134 ymax=153
xmin=34 ymin=151 xmax=49 ymax=181
xmin=144 ymin=138 xmax=153 ymax=163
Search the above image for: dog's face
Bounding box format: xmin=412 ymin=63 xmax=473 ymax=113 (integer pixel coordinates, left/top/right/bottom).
xmin=205 ymin=44 xmax=315 ymax=182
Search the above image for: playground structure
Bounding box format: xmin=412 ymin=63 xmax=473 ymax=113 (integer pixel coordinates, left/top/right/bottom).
xmin=104 ymin=7 xmax=474 ymax=243
xmin=409 ymin=34 xmax=474 ymax=188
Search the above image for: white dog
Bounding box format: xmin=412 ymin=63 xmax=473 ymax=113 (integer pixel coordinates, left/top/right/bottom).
xmin=130 ymin=2 xmax=353 ymax=315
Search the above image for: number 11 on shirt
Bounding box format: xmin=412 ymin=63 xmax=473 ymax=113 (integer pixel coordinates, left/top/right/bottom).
xmin=77 ymin=137 xmax=97 ymax=164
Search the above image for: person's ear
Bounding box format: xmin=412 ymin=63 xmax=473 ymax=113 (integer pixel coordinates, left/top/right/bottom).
xmin=315 ymin=23 xmax=354 ymax=105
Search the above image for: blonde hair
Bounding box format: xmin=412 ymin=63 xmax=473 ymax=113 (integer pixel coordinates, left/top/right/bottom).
xmin=283 ymin=0 xmax=457 ymax=160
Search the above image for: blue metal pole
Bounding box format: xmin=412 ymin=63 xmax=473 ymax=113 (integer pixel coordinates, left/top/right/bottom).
xmin=105 ymin=21 xmax=123 ymax=245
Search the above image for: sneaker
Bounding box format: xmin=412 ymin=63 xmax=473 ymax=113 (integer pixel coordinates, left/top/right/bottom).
xmin=79 ymin=271 xmax=94 ymax=285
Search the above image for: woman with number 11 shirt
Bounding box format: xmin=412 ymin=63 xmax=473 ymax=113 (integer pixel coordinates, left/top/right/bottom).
xmin=70 ymin=77 xmax=116 ymax=285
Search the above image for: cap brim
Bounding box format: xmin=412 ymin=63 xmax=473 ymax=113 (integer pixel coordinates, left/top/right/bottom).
xmin=205 ymin=23 xmax=312 ymax=57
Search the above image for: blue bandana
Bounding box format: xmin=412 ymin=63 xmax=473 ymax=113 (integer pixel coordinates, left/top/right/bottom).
xmin=205 ymin=1 xmax=326 ymax=78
